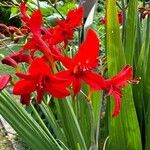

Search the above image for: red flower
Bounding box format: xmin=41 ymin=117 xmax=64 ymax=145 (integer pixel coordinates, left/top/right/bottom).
xmin=0 ymin=74 xmax=11 ymax=91
xmin=50 ymin=7 xmax=83 ymax=47
xmin=20 ymin=2 xmax=30 ymax=25
xmin=1 ymin=51 xmax=32 ymax=68
xmin=50 ymin=24 xmax=74 ymax=47
xmin=65 ymin=6 xmax=83 ymax=28
xmin=56 ymin=29 xmax=105 ymax=95
xmin=13 ymin=57 xmax=70 ymax=105
xmin=20 ymin=94 xmax=30 ymax=105
xmin=102 ymin=12 xmax=123 ymax=25
xmin=104 ymin=65 xmax=133 ymax=117
xmin=30 ymin=10 xmax=54 ymax=62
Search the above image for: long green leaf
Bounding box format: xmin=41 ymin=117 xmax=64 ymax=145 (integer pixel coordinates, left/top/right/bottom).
xmin=145 ymin=100 xmax=150 ymax=150
xmin=40 ymin=101 xmax=67 ymax=144
xmin=124 ymin=0 xmax=138 ymax=65
xmin=54 ymin=98 xmax=87 ymax=150
xmin=106 ymin=0 xmax=142 ymax=149
xmin=77 ymin=92 xmax=91 ymax=149
xmin=0 ymin=90 xmax=62 ymax=150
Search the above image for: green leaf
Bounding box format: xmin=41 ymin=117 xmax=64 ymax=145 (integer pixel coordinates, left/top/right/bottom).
xmin=10 ymin=7 xmax=19 ymax=19
xmin=106 ymin=0 xmax=142 ymax=149
xmin=40 ymin=101 xmax=67 ymax=145
xmin=124 ymin=0 xmax=138 ymax=65
xmin=76 ymin=92 xmax=91 ymax=148
xmin=143 ymin=16 xmax=150 ymax=109
xmin=92 ymin=91 xmax=102 ymax=149
xmin=54 ymin=98 xmax=87 ymax=150
xmin=145 ymin=100 xmax=150 ymax=150
xmin=0 ymin=90 xmax=62 ymax=150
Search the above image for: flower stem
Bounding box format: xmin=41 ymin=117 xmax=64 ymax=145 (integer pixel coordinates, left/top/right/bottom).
xmin=47 ymin=0 xmax=65 ymax=20
xmin=37 ymin=0 xmax=40 ymax=10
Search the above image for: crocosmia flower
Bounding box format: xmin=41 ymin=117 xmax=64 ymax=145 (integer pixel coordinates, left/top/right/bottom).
xmin=104 ymin=65 xmax=133 ymax=117
xmin=20 ymin=2 xmax=30 ymax=25
xmin=56 ymin=29 xmax=105 ymax=95
xmin=65 ymin=6 xmax=83 ymax=28
xmin=50 ymin=7 xmax=83 ymax=47
xmin=13 ymin=57 xmax=70 ymax=105
xmin=2 ymin=51 xmax=32 ymax=68
xmin=0 ymin=74 xmax=11 ymax=91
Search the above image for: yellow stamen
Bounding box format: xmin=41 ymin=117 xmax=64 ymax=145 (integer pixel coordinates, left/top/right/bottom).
xmin=87 ymin=88 xmax=94 ymax=102
xmin=128 ymin=77 xmax=141 ymax=84
xmin=52 ymin=62 xmax=57 ymax=74
xmin=15 ymin=66 xmax=20 ymax=73
xmin=73 ymin=66 xmax=78 ymax=74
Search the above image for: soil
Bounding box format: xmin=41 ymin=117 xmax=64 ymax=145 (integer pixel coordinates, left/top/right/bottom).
xmin=0 ymin=122 xmax=13 ymax=150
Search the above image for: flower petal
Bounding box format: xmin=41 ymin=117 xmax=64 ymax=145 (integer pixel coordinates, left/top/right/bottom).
xmin=0 ymin=74 xmax=11 ymax=91
xmin=13 ymin=79 xmax=36 ymax=95
xmin=23 ymin=38 xmax=37 ymax=50
xmin=82 ymin=72 xmax=105 ymax=90
xmin=20 ymin=2 xmax=30 ymax=23
xmin=2 ymin=56 xmax=18 ymax=68
xmin=74 ymin=29 xmax=99 ymax=69
xmin=30 ymin=10 xmax=42 ymax=35
xmin=72 ymin=77 xmax=82 ymax=95
xmin=107 ymin=86 xmax=122 ymax=117
xmin=66 ymin=7 xmax=83 ymax=28
xmin=28 ymin=57 xmax=51 ymax=75
xmin=16 ymin=73 xmax=32 ymax=80
xmin=20 ymin=94 xmax=30 ymax=105
xmin=106 ymin=65 xmax=132 ymax=87
xmin=37 ymin=88 xmax=45 ymax=104
xmin=47 ymin=83 xmax=70 ymax=98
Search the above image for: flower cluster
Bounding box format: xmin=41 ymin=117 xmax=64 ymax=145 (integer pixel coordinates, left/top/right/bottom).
xmin=0 ymin=2 xmax=137 ymax=117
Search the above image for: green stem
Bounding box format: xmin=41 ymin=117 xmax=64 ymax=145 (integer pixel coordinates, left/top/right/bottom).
xmin=37 ymin=0 xmax=40 ymax=10
xmin=47 ymin=0 xmax=65 ymax=20
xmin=1 ymin=41 xmax=15 ymax=53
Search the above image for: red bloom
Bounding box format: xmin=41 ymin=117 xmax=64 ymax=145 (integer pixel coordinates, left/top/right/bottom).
xmin=104 ymin=65 xmax=133 ymax=117
xmin=13 ymin=57 xmax=70 ymax=105
xmin=20 ymin=2 xmax=30 ymax=25
xmin=0 ymin=24 xmax=18 ymax=37
xmin=65 ymin=6 xmax=83 ymax=28
xmin=50 ymin=7 xmax=83 ymax=47
xmin=50 ymin=24 xmax=74 ymax=47
xmin=56 ymin=29 xmax=105 ymax=95
xmin=1 ymin=51 xmax=32 ymax=68
xmin=29 ymin=10 xmax=54 ymax=63
xmin=0 ymin=74 xmax=11 ymax=91
xmin=102 ymin=12 xmax=123 ymax=25
xmin=20 ymin=94 xmax=30 ymax=105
